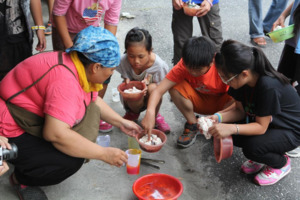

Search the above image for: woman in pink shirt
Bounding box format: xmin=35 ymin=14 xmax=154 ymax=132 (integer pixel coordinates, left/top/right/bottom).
xmin=52 ymin=0 xmax=122 ymax=132
xmin=1 ymin=26 xmax=141 ymax=199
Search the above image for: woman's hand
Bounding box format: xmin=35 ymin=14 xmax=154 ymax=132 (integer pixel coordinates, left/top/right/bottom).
xmin=102 ymin=147 xmax=128 ymax=167
xmin=0 ymin=162 xmax=9 ymax=176
xmin=119 ymin=119 xmax=142 ymax=137
xmin=0 ymin=136 xmax=10 ymax=149
xmin=208 ymin=123 xmax=236 ymax=139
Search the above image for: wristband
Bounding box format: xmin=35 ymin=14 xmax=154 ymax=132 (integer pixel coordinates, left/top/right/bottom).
xmin=31 ymin=25 xmax=45 ymax=30
xmin=214 ymin=113 xmax=222 ymax=123
xmin=206 ymin=0 xmax=213 ymax=7
xmin=235 ymin=124 xmax=239 ymax=135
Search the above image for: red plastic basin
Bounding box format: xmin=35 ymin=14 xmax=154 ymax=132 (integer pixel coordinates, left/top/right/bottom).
xmin=133 ymin=173 xmax=183 ymax=200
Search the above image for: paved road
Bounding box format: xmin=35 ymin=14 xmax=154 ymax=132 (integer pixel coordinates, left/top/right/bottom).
xmin=1 ymin=0 xmax=299 ymax=200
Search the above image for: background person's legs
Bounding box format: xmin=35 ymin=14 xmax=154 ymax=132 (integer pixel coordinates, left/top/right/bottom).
xmin=45 ymin=0 xmax=54 ymax=35
xmin=171 ymin=7 xmax=193 ymax=65
xmin=263 ymin=0 xmax=288 ymax=33
xmin=248 ymin=0 xmax=266 ymax=47
xmin=197 ymin=3 xmax=223 ymax=52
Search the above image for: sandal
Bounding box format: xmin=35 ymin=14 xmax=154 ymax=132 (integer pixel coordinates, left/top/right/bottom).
xmin=9 ymin=173 xmax=48 ymax=200
xmin=250 ymin=37 xmax=267 ymax=48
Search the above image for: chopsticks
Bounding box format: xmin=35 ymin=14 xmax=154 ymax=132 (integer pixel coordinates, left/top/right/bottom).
xmin=141 ymin=158 xmax=165 ymax=164
xmin=140 ymin=158 xmax=165 ymax=170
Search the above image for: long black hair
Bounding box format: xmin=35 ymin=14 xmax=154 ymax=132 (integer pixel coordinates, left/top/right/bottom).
xmin=215 ymin=40 xmax=289 ymax=84
xmin=124 ymin=27 xmax=152 ymax=53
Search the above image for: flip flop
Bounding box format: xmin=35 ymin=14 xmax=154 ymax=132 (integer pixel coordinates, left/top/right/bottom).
xmin=250 ymin=37 xmax=267 ymax=48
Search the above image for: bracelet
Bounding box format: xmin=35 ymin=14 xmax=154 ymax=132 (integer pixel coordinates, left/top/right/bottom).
xmin=214 ymin=113 xmax=222 ymax=123
xmin=31 ymin=25 xmax=46 ymax=30
xmin=205 ymin=0 xmax=213 ymax=7
xmin=235 ymin=124 xmax=239 ymax=135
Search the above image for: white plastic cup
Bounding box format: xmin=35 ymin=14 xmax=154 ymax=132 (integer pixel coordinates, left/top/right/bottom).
xmin=96 ymin=135 xmax=110 ymax=147
xmin=126 ymin=149 xmax=141 ymax=175
xmin=112 ymin=88 xmax=120 ymax=102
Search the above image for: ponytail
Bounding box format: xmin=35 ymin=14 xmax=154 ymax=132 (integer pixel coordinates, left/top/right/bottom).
xmin=252 ymin=47 xmax=289 ymax=84
xmin=217 ymin=40 xmax=289 ymax=84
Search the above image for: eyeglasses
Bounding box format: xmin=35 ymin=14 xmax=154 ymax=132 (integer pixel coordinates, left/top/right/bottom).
xmin=218 ymin=73 xmax=238 ymax=85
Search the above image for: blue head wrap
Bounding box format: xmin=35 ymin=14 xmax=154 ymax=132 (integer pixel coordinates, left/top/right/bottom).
xmin=66 ymin=26 xmax=120 ymax=68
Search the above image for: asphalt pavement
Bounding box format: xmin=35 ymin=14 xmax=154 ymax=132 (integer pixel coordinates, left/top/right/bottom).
xmin=1 ymin=0 xmax=299 ymax=200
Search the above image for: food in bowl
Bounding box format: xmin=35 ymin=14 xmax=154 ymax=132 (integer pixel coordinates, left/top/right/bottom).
xmin=186 ymin=0 xmax=200 ymax=9
xmin=124 ymin=86 xmax=142 ymax=94
xmin=139 ymin=134 xmax=162 ymax=145
xmin=183 ymin=1 xmax=201 ymax=16
xmin=136 ymin=129 xmax=167 ymax=153
xmin=274 ymin=25 xmax=282 ymax=31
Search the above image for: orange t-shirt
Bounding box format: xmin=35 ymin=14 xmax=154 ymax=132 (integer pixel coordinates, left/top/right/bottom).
xmin=166 ymin=59 xmax=229 ymax=95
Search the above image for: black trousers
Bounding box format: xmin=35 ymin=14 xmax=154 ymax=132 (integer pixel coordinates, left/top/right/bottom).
xmin=233 ymin=128 xmax=300 ymax=168
xmin=0 ymin=40 xmax=32 ymax=80
xmin=8 ymin=133 xmax=84 ymax=186
xmin=277 ymin=44 xmax=300 ymax=84
xmin=171 ymin=3 xmax=223 ymax=65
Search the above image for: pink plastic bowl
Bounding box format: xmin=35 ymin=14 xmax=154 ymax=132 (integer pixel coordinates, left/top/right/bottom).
xmin=117 ymin=81 xmax=146 ymax=101
xmin=214 ymin=136 xmax=233 ymax=163
xmin=133 ymin=173 xmax=183 ymax=200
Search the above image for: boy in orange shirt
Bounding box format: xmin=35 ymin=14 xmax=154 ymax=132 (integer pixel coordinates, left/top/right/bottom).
xmin=141 ymin=36 xmax=233 ymax=148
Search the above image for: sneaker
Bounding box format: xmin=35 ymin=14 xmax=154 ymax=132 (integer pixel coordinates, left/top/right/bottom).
xmin=177 ymin=122 xmax=199 ymax=148
xmin=286 ymin=146 xmax=300 ymax=158
xmin=45 ymin=22 xmax=52 ymax=35
xmin=99 ymin=120 xmax=113 ymax=132
xmin=155 ymin=113 xmax=170 ymax=134
xmin=123 ymin=111 xmax=140 ymax=121
xmin=254 ymin=155 xmax=291 ymax=186
xmin=241 ymin=160 xmax=264 ymax=174
xmin=9 ymin=173 xmax=48 ymax=200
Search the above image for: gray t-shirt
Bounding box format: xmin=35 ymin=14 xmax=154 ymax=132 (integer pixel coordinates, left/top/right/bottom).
xmin=116 ymin=54 xmax=169 ymax=84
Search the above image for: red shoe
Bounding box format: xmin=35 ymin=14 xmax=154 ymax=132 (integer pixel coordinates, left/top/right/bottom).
xmin=123 ymin=111 xmax=140 ymax=121
xmin=155 ymin=113 xmax=170 ymax=134
xmin=99 ymin=120 xmax=113 ymax=132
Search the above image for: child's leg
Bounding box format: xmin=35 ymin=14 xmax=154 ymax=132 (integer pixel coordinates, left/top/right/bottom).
xmin=233 ymin=128 xmax=299 ymax=168
xmin=170 ymin=80 xmax=232 ymax=119
xmin=169 ymin=81 xmax=201 ymax=147
xmin=148 ymin=83 xmax=170 ymax=133
xmin=171 ymin=7 xmax=193 ymax=65
xmin=234 ymin=129 xmax=298 ymax=185
xmin=169 ymin=87 xmax=197 ymax=124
